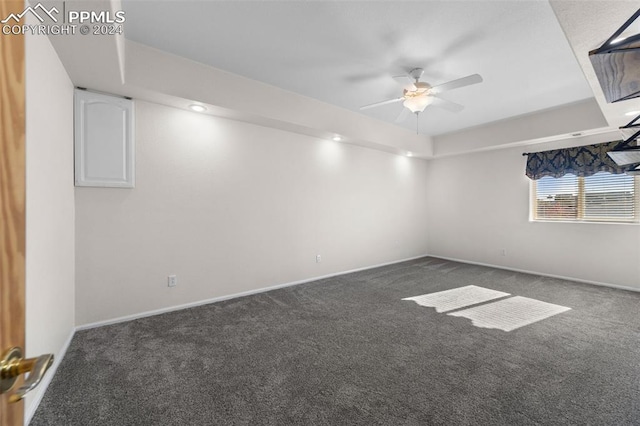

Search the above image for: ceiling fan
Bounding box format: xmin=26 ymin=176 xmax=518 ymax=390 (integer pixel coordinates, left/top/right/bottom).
xmin=359 ymin=68 xmax=483 ymax=131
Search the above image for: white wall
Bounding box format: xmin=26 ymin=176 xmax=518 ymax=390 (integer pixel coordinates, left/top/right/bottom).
xmin=75 ymin=101 xmax=430 ymax=326
xmin=426 ymin=136 xmax=640 ymax=289
xmin=25 ymin=33 xmax=75 ymax=420
xmin=432 ymin=99 xmax=608 ymax=157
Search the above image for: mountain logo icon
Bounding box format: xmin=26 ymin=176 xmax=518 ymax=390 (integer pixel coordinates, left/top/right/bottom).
xmin=1 ymin=3 xmax=59 ymax=24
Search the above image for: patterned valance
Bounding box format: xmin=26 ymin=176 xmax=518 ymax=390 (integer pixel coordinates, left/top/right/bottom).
xmin=525 ymin=140 xmax=637 ymax=180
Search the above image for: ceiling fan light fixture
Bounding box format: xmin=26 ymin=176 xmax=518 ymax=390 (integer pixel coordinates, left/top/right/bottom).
xmin=403 ymin=95 xmax=432 ymax=113
xmin=414 ymin=82 xmax=431 ymax=93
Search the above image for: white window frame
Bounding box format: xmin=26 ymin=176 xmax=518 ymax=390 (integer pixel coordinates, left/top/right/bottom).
xmin=530 ymin=174 xmax=640 ymax=224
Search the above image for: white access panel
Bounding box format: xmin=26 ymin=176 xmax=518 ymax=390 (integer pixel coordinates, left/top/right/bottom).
xmin=74 ymin=89 xmax=135 ymax=188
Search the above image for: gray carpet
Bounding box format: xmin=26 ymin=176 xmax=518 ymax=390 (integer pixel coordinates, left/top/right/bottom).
xmin=31 ymin=257 xmax=640 ymax=425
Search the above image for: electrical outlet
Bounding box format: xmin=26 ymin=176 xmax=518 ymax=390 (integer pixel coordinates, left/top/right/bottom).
xmin=500 ymin=249 xmax=507 ymax=256
xmin=168 ymin=275 xmax=177 ymax=287
xmin=316 ymin=255 xmax=322 ymax=263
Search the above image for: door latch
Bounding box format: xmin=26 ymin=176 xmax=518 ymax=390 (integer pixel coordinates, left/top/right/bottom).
xmin=0 ymin=347 xmax=53 ymax=402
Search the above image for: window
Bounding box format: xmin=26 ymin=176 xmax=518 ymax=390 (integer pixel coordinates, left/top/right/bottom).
xmin=532 ymin=171 xmax=640 ymax=222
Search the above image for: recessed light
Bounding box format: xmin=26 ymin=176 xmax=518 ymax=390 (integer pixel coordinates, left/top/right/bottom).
xmin=332 ymin=135 xmax=342 ymax=142
xmin=407 ymin=152 xmax=413 ymax=157
xmin=189 ymin=104 xmax=206 ymax=112
xmin=625 ymin=110 xmax=640 ymax=116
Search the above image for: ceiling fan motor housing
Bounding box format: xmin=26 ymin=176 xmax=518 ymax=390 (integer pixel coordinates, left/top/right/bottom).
xmin=404 ymin=82 xmax=432 ymax=97
xmin=409 ymin=67 xmax=425 ymax=80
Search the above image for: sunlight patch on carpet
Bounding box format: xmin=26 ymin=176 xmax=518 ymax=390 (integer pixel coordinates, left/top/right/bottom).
xmin=448 ymin=296 xmax=571 ymax=332
xmin=402 ymin=285 xmax=510 ymax=313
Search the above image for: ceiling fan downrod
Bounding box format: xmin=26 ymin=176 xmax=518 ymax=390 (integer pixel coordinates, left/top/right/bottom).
xmin=409 ymin=67 xmax=425 ymax=83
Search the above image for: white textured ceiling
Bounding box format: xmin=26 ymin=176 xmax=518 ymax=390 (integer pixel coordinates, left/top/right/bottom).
xmin=122 ymin=0 xmax=594 ymax=136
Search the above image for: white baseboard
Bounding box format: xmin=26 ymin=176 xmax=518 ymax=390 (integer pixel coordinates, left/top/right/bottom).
xmin=24 ymin=327 xmax=75 ymax=425
xmin=76 ymin=253 xmax=429 ymax=331
xmin=431 ymin=255 xmax=640 ymax=293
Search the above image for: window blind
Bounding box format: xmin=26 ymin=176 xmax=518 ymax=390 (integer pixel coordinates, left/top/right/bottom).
xmin=532 ymin=172 xmax=639 ymax=222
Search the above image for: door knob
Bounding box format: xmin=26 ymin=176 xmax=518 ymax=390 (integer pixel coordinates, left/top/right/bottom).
xmin=0 ymin=347 xmax=54 ymax=402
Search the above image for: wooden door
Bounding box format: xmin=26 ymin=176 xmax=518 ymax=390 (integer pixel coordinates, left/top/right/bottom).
xmin=0 ymin=1 xmax=26 ymax=425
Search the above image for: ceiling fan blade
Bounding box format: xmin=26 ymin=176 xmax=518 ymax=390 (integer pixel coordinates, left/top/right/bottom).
xmin=360 ymin=97 xmax=404 ymax=110
xmin=345 ymin=72 xmax=386 ymax=83
xmin=430 ymin=96 xmax=465 ymax=113
xmin=392 ymin=75 xmax=417 ymax=90
xmin=394 ymin=107 xmax=410 ymax=123
xmin=430 ymin=74 xmax=483 ymax=94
